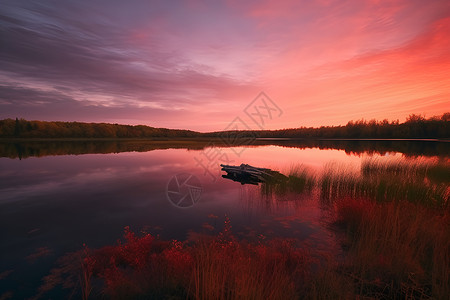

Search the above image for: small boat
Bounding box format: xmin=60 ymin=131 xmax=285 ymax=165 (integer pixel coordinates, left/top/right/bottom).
xmin=220 ymin=164 xmax=288 ymax=185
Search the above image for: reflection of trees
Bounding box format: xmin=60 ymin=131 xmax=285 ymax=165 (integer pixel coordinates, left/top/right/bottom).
xmin=254 ymin=139 xmax=450 ymax=158
xmin=0 ymin=113 xmax=448 ymax=158
xmin=0 ymin=140 xmax=208 ymax=159
xmin=0 ymin=139 xmax=449 ymax=159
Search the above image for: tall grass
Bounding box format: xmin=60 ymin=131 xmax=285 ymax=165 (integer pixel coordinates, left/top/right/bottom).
xmin=317 ymin=158 xmax=450 ymax=299
xmin=38 ymin=207 xmax=449 ymax=299
xmin=39 ymin=220 xmax=314 ymax=300
xmin=334 ymin=198 xmax=450 ymax=299
xmin=265 ymin=158 xmax=450 ymax=298
xmin=190 ymin=238 xmax=306 ymax=300
xmin=261 ymin=165 xmax=316 ymax=197
xmin=37 ymin=159 xmax=449 ymax=299
xmin=320 ymin=158 xmax=449 ymax=209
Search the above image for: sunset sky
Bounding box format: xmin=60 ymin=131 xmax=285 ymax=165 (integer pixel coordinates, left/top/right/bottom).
xmin=1 ymin=0 xmax=449 ymax=131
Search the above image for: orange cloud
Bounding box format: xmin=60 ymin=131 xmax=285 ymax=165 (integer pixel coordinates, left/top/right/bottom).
xmin=258 ymin=9 xmax=450 ymax=128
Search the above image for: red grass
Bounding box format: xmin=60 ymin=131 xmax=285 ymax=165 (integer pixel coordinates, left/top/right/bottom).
xmin=60 ymin=218 xmax=313 ymax=299
xmin=37 ymin=205 xmax=449 ymax=299
xmin=333 ymin=197 xmax=450 ymax=299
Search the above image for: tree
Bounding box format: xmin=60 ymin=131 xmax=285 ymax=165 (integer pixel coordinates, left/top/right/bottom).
xmin=14 ymin=117 xmax=21 ymax=137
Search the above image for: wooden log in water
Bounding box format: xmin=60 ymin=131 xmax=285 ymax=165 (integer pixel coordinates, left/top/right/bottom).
xmin=220 ymin=164 xmax=288 ymax=184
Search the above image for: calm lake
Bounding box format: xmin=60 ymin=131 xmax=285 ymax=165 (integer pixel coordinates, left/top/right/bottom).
xmin=0 ymin=139 xmax=448 ymax=298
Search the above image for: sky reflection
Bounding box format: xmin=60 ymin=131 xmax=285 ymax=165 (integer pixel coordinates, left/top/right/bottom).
xmin=0 ymin=145 xmax=428 ymax=298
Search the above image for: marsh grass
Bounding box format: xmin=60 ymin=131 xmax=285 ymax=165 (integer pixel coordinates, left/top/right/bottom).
xmin=361 ymin=157 xmax=450 ymax=183
xmin=320 ymin=158 xmax=449 ymax=208
xmin=40 ymin=220 xmax=315 ymax=300
xmin=271 ymin=158 xmax=450 ymax=298
xmin=38 ymin=159 xmax=449 ymax=299
xmin=39 ymin=206 xmax=449 ymax=299
xmin=190 ymin=237 xmax=307 ymax=300
xmin=334 ymin=198 xmax=450 ymax=299
xmin=317 ymin=158 xmax=450 ymax=299
xmin=261 ymin=165 xmax=316 ymax=197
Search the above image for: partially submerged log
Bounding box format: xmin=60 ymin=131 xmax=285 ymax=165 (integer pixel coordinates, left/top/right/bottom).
xmin=220 ymin=164 xmax=288 ymax=185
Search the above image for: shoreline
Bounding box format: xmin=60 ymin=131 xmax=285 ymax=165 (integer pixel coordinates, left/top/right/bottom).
xmin=1 ymin=137 xmax=449 ymax=142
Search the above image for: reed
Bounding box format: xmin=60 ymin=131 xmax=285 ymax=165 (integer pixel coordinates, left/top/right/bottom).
xmin=334 ymin=198 xmax=450 ymax=298
xmin=37 ymin=159 xmax=449 ymax=299
xmin=320 ymin=158 xmax=449 ymax=209
xmin=260 ymin=165 xmax=316 ymax=197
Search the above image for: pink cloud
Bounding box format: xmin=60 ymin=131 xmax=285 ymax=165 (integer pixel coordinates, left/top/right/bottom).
xmin=1 ymin=0 xmax=449 ymax=130
xmin=244 ymin=2 xmax=450 ymax=128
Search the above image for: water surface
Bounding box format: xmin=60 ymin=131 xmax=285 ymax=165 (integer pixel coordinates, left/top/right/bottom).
xmin=0 ymin=140 xmax=447 ymax=298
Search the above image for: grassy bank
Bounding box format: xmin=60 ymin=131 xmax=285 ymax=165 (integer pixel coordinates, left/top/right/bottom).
xmin=36 ymin=159 xmax=449 ymax=299
xmin=37 ymin=222 xmax=315 ymax=299
xmin=320 ymin=158 xmax=449 ymax=298
xmin=333 ymin=198 xmax=449 ymax=298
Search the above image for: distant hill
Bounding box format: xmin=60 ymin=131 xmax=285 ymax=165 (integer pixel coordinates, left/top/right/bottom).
xmin=0 ymin=113 xmax=449 ymax=139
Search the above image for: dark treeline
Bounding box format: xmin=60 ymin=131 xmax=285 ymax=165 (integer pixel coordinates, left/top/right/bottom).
xmin=207 ymin=113 xmax=450 ymax=139
xmin=0 ymin=118 xmax=200 ymax=138
xmin=0 ymin=113 xmax=449 ymax=139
